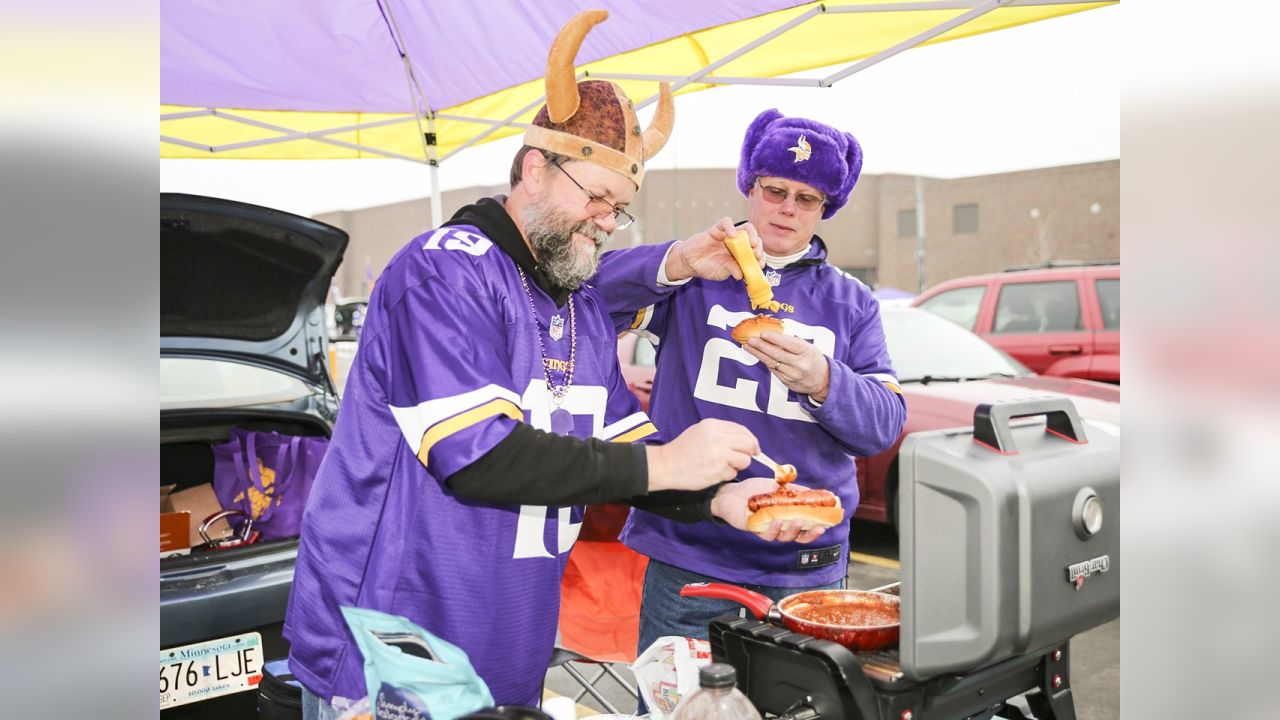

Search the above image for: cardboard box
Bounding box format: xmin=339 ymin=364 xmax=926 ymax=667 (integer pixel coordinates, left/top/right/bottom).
xmin=161 ymin=485 xmax=192 ymax=554
xmin=171 ymin=483 xmax=230 ymax=545
xmin=161 ymin=511 xmax=192 ymax=552
xmin=161 ymin=484 xmax=177 ymax=513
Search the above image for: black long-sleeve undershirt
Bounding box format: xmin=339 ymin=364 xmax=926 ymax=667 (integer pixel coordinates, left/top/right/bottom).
xmin=446 ymin=423 xmax=718 ymax=523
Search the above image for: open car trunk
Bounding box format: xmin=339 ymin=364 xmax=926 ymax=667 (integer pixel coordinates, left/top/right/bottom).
xmin=161 ymin=408 xmax=330 ymax=628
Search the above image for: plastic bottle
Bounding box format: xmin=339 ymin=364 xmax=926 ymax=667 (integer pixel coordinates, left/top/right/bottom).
xmin=541 ymin=695 xmax=577 ymax=720
xmin=670 ymin=663 xmax=762 ymax=720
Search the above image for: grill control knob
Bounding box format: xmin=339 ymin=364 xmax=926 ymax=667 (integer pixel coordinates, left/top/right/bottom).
xmin=1072 ymin=487 xmax=1103 ymax=539
xmin=1081 ymin=495 xmax=1103 ymax=535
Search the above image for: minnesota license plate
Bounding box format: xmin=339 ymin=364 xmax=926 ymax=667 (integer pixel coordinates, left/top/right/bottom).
xmin=160 ymin=631 xmax=265 ymax=709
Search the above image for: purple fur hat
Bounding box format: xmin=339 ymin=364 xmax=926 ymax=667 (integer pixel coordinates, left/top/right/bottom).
xmin=736 ymin=109 xmax=863 ymax=220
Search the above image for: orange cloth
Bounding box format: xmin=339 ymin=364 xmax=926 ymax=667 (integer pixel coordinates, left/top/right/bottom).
xmin=558 ymin=505 xmax=648 ymax=662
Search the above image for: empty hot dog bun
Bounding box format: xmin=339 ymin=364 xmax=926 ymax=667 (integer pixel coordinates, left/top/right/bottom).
xmin=746 ymin=500 xmax=844 ymax=533
xmin=731 ymin=314 xmax=784 ymax=344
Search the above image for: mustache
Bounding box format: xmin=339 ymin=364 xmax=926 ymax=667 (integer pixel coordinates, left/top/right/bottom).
xmin=573 ymin=220 xmax=609 ymax=246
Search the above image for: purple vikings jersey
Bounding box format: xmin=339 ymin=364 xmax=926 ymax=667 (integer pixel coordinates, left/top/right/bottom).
xmin=596 ymin=238 xmax=906 ymax=586
xmin=284 ymin=224 xmax=656 ymax=706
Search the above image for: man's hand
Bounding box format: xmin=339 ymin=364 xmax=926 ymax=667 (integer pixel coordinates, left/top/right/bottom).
xmin=744 ymin=331 xmax=832 ymax=403
xmin=710 ymin=478 xmax=830 ymax=544
xmin=664 ymin=218 xmax=764 ymax=283
xmin=646 ymin=419 xmax=758 ymax=492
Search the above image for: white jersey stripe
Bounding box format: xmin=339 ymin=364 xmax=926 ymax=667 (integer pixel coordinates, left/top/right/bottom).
xmin=595 ymin=411 xmax=651 ymax=441
xmin=389 ymin=384 xmax=522 ymax=452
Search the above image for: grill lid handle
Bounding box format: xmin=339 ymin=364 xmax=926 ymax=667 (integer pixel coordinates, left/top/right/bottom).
xmin=972 ymin=397 xmax=1087 ymax=454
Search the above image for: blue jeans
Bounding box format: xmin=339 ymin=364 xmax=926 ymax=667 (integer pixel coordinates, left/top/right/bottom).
xmin=636 ymin=558 xmax=845 ymax=657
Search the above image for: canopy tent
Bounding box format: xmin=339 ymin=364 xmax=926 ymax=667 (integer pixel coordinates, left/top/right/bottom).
xmin=161 ymin=0 xmax=1115 ymax=220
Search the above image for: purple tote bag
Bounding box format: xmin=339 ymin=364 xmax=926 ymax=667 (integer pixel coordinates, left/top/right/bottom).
xmin=211 ymin=428 xmax=328 ymax=540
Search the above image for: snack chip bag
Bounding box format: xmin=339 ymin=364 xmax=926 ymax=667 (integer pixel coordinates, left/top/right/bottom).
xmin=630 ymin=636 xmax=712 ymax=720
xmin=341 ymin=606 xmax=493 ymax=720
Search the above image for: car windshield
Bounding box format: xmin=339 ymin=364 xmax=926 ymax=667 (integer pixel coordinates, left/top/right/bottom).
xmin=160 ymin=357 xmax=312 ymax=410
xmin=880 ymin=306 xmax=1030 ymax=382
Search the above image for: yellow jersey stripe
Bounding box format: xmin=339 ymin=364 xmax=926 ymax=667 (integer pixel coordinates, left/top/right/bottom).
xmin=629 ymin=306 xmax=648 ymax=330
xmin=611 ymin=422 xmax=658 ymax=444
xmin=417 ymin=398 xmax=522 ymax=466
xmin=883 ymin=381 xmax=903 ymax=395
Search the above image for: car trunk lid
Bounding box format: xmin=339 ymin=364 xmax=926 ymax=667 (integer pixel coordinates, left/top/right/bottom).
xmin=160 ymin=193 xmax=349 ymax=385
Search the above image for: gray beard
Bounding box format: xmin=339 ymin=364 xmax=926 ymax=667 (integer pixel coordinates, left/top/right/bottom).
xmin=523 ymin=199 xmax=609 ymax=291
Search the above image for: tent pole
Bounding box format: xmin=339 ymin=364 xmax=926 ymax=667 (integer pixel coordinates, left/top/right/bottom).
xmin=439 ymin=72 xmax=584 ymax=164
xmin=635 ymin=6 xmax=823 ymax=110
xmin=429 ymin=161 xmax=443 ymax=228
xmin=428 ymin=115 xmax=443 ymax=228
xmin=823 ymin=0 xmax=1012 ymax=85
xmin=375 ymin=0 xmax=441 ymax=225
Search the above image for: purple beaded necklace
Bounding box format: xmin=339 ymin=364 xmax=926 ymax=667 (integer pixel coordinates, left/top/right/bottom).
xmin=517 ymin=266 xmax=577 ymax=435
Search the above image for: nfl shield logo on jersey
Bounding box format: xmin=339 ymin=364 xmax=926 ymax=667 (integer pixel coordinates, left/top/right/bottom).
xmin=765 ymin=269 xmax=782 ymax=287
xmin=549 ymin=314 xmax=565 ymax=341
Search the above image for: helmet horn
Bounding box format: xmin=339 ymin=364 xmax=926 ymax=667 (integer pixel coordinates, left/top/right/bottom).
xmin=641 ymin=82 xmax=674 ymax=160
xmin=545 ymin=10 xmax=608 ymax=124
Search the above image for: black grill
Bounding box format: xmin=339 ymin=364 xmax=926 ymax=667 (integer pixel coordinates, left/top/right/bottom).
xmin=705 ymin=399 xmax=1117 ymax=719
xmin=708 ymin=611 xmax=1077 ymax=720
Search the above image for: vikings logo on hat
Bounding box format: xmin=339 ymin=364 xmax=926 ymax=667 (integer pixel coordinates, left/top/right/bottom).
xmin=788 ymin=135 xmax=812 ymax=163
xmin=736 ymin=109 xmax=863 ymax=220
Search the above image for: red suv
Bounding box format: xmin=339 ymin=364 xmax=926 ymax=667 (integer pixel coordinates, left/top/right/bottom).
xmin=912 ymin=262 xmax=1119 ymax=383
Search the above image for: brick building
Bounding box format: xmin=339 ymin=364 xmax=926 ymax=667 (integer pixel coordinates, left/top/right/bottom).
xmin=317 ymin=160 xmax=1117 ymax=297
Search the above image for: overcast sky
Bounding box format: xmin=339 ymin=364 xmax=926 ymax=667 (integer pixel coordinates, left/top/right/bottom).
xmin=160 ymin=5 xmax=1119 ymax=218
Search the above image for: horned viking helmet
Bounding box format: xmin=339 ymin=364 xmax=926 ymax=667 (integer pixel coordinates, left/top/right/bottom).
xmin=523 ymin=10 xmax=675 ymax=188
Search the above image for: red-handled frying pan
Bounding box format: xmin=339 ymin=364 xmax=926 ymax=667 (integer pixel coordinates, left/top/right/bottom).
xmin=681 ymin=582 xmax=900 ymax=652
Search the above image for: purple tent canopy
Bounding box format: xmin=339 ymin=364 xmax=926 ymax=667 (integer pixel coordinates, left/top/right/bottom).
xmin=162 ymin=0 xmax=1115 ymax=221
xmin=161 ymin=0 xmax=800 ymax=113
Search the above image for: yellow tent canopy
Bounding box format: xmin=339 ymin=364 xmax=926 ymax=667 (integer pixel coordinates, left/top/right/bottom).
xmin=162 ymin=1 xmax=1114 ymax=163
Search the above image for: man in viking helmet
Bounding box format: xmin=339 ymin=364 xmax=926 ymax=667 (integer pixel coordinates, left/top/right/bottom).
xmin=283 ymin=11 xmax=789 ymax=714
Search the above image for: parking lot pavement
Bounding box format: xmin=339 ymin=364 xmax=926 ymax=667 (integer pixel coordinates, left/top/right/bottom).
xmin=546 ymin=521 xmax=1120 ymax=718
xmin=544 ymin=665 xmax=640 ymax=717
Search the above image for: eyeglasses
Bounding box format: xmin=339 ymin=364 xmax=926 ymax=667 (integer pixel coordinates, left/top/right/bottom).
xmin=755 ymin=179 xmax=826 ymax=213
xmin=552 ymin=161 xmax=636 ymax=230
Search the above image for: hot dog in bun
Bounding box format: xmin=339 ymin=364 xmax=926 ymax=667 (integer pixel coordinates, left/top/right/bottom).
xmin=731 ymin=314 xmax=784 ymax=344
xmin=746 ymin=486 xmax=844 ymax=533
